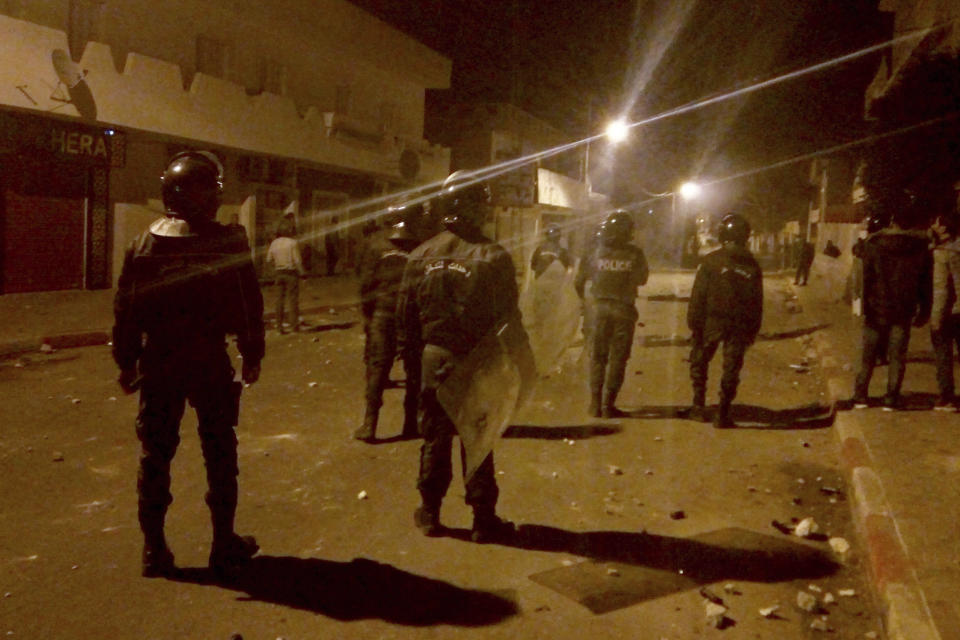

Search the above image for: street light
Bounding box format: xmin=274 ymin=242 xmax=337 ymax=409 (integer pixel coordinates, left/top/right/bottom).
xmin=679 ymin=181 xmax=702 ymax=201
xmin=584 ymin=119 xmax=629 ymax=193
xmin=672 ymin=180 xmax=703 ymax=266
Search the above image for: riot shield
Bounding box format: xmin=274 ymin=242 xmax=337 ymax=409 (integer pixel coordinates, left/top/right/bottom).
xmin=526 ymin=261 xmax=581 ymax=373
xmin=437 ymin=318 xmax=535 ymax=482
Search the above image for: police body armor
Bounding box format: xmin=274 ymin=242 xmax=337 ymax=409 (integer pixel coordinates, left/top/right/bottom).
xmin=590 ymin=244 xmax=646 ymax=306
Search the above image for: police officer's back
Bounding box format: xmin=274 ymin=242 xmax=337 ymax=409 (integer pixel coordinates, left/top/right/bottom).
xmin=687 ymin=213 xmax=762 ymax=428
xmin=575 ymin=210 xmax=649 ymax=417
xmin=354 ymin=199 xmax=426 ymax=441
xmin=113 ymin=151 xmax=265 ymax=577
xmin=399 ymin=170 xmax=527 ymax=543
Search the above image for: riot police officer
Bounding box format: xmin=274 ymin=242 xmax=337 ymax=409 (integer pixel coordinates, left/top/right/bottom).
xmin=530 ymin=223 xmax=571 ymax=278
xmin=354 ymin=198 xmax=428 ymax=441
xmin=113 ymin=151 xmax=265 ymax=577
xmin=687 ymin=213 xmax=763 ymax=428
xmin=399 ymin=170 xmax=529 ymax=543
xmin=575 ymin=210 xmax=649 ymax=418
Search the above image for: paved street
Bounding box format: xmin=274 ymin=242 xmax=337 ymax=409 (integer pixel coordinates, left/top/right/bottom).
xmin=0 ymin=271 xmax=883 ymax=639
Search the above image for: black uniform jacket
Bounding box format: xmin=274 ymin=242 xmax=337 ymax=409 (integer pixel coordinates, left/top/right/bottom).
xmin=399 ymin=229 xmax=519 ymax=356
xmin=112 ymin=220 xmax=265 ymax=372
xmin=575 ymin=243 xmax=649 ymax=305
xmin=860 ymin=228 xmax=932 ymax=326
xmin=687 ymin=245 xmax=763 ymax=339
xmin=530 ymin=240 xmax=571 ymax=277
xmin=357 ymin=230 xmax=412 ymax=318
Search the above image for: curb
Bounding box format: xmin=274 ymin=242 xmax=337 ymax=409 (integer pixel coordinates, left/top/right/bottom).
xmin=803 ymin=290 xmax=942 ymax=640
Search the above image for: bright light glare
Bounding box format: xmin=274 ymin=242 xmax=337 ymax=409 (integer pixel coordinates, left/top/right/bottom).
xmin=680 ymin=182 xmax=702 ymax=200
xmin=605 ymin=119 xmax=629 ymax=143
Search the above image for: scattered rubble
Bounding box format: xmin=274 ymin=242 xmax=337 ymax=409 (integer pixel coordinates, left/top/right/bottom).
xmin=794 ymin=517 xmax=819 ymax=538
xmin=722 ymin=583 xmax=739 ymax=595
xmin=829 ymin=537 xmax=851 ymax=559
xmin=838 ymin=588 xmax=856 ymax=597
xmin=823 ymin=592 xmax=836 ymax=605
xmin=308 ymin=382 xmax=318 ymax=388
xmin=704 ymin=601 xmax=729 ymax=628
xmin=796 ymin=590 xmax=818 ymax=612
xmin=607 ymin=465 xmax=623 ymax=475
xmin=52 ymin=452 xmax=64 ymax=462
xmin=356 ymin=490 xmax=368 ymax=500
xmin=669 ymin=510 xmax=686 ymax=520
xmin=759 ymin=605 xmax=780 ymax=618
xmin=606 ymin=567 xmax=620 ymax=577
xmin=40 ymin=343 xmax=54 ymax=353
xmin=809 ymin=618 xmax=832 ymax=632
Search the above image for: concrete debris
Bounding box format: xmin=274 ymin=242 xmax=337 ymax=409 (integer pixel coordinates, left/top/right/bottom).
xmin=608 ymin=465 xmax=623 ymax=475
xmin=52 ymin=452 xmax=64 ymax=462
xmin=820 ymin=486 xmax=842 ymax=495
xmin=644 ymin=469 xmax=654 ymax=476
xmin=669 ymin=510 xmax=686 ymax=520
xmin=3 ymin=592 xmax=11 ymax=598
xmin=71 ymin=398 xmax=81 ymax=404
xmin=796 ymin=591 xmax=817 ymax=612
xmin=723 ymin=583 xmax=738 ymax=594
xmin=606 ymin=567 xmax=620 ymax=577
xmin=653 ymin=436 xmax=663 ymax=442
xmin=40 ymin=343 xmax=54 ymax=353
xmin=561 ymin=559 xmax=575 ymax=567
xmin=809 ymin=619 xmax=832 ymax=632
xmin=704 ymin=601 xmax=729 ymax=628
xmin=838 ymin=588 xmax=856 ymax=597
xmin=794 ymin=517 xmax=819 ymax=538
xmin=308 ymin=382 xmax=318 ymax=388
xmin=356 ymin=490 xmax=368 ymax=500
xmin=759 ymin=605 xmax=780 ymax=618
xmin=823 ymin=592 xmax=836 ymax=604
xmin=808 ymin=584 xmax=822 ymax=592
xmin=699 ymin=587 xmax=724 ymax=605
xmin=789 ymin=364 xmax=810 ymax=373
xmin=551 ymin=471 xmax=559 ymax=478
xmin=829 ymin=537 xmax=851 ymax=558
xmin=796 ymin=477 xmax=806 ymax=484
xmin=107 ymin=397 xmax=116 ymax=402
xmin=748 ymin=486 xmax=758 ymax=492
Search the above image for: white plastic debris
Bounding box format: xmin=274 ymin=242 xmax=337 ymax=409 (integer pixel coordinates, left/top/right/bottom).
xmin=829 ymin=536 xmax=851 ymax=557
xmin=838 ymin=588 xmax=856 ymax=597
xmin=356 ymin=490 xmax=368 ymax=500
xmin=759 ymin=605 xmax=780 ymax=618
xmin=794 ymin=517 xmax=819 ymax=538
xmin=796 ymin=591 xmax=817 ymax=612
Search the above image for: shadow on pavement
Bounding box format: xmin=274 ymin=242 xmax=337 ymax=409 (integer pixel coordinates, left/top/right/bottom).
xmin=628 ymin=403 xmax=834 ymax=429
xmin=171 ymin=555 xmax=518 ymax=625
xmin=503 ymin=424 xmax=622 ymax=440
xmin=302 ymin=321 xmax=358 ymax=332
xmin=513 ymin=525 xmax=837 ymax=613
xmin=836 ymin=391 xmax=939 ymax=412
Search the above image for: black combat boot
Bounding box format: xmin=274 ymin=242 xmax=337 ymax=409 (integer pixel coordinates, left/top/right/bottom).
xmin=687 ymin=389 xmax=707 ymax=422
xmin=141 ymin=538 xmax=175 ymax=578
xmin=601 ymin=391 xmax=627 ymax=419
xmin=470 ymin=508 xmax=515 ymax=544
xmin=713 ymin=402 xmax=735 ymax=429
xmin=209 ymin=533 xmax=259 ymax=577
xmin=353 ymin=408 xmax=377 ymax=442
xmin=413 ymin=502 xmax=442 ymax=537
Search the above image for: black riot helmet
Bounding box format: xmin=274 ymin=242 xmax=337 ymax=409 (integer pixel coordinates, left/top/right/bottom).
xmin=440 ymin=170 xmax=492 ymax=232
xmin=161 ymin=150 xmax=224 ymax=221
xmin=866 ymin=211 xmax=889 ymax=234
xmin=600 ymin=209 xmax=634 ymax=247
xmin=717 ymin=213 xmax=750 ymax=246
xmin=387 ymin=196 xmax=427 ymax=238
xmin=545 ymin=223 xmax=562 ymax=242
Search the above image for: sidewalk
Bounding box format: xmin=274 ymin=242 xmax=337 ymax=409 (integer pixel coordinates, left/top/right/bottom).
xmin=0 ymin=275 xmax=362 ymax=357
xmin=794 ymin=272 xmax=959 ymax=640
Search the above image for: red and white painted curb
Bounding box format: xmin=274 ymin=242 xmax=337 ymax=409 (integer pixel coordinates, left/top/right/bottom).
xmin=814 ymin=325 xmax=941 ymax=640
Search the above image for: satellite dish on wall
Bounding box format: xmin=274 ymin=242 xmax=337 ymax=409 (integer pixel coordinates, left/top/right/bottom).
xmin=50 ymin=49 xmax=97 ymax=120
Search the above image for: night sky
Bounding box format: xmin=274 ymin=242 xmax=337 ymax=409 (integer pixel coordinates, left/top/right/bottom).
xmin=349 ymin=0 xmax=887 ymax=224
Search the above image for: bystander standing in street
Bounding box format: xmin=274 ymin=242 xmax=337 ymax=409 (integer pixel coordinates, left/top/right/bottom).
xmin=928 ymin=212 xmax=960 ymax=410
xmin=266 ymin=218 xmax=303 ymax=333
xmin=112 ymin=151 xmax=265 ymax=578
xmin=574 ymin=210 xmax=648 ymax=418
xmin=852 ymin=207 xmax=932 ymax=411
xmin=687 ymin=213 xmax=763 ymax=429
xmin=794 ymin=237 xmax=815 ymax=285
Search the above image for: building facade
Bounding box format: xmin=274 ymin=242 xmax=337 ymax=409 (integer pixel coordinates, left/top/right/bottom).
xmin=0 ymin=0 xmax=451 ymax=291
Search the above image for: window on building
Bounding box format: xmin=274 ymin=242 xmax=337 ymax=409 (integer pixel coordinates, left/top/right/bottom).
xmin=196 ymin=35 xmax=227 ymax=78
xmin=335 ymin=85 xmax=352 ymax=115
xmin=68 ymin=0 xmax=103 ymax=62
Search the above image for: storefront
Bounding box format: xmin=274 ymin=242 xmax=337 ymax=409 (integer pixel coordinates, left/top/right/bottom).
xmin=0 ymin=110 xmax=123 ymax=292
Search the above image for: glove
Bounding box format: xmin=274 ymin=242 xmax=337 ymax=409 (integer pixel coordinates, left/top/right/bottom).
xmin=242 ymin=362 xmax=261 ymax=385
xmin=117 ymin=368 xmax=141 ymax=395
